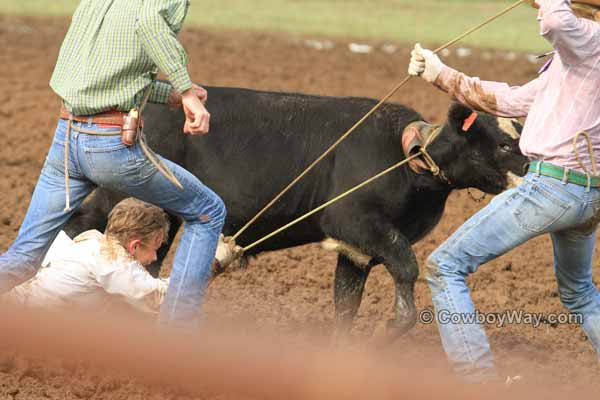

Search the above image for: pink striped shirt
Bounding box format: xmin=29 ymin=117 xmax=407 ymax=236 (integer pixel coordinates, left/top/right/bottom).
xmin=434 ymin=0 xmax=600 ymax=174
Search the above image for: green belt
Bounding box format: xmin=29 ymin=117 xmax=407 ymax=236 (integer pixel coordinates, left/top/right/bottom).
xmin=529 ymin=161 xmax=600 ymax=188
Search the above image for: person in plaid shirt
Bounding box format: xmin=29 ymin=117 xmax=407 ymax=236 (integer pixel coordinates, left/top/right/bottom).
xmin=0 ymin=0 xmax=238 ymax=328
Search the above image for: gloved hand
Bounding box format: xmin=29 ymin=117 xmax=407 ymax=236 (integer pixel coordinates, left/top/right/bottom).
xmin=407 ymin=43 xmax=444 ymax=83
xmin=214 ymin=234 xmax=243 ymax=270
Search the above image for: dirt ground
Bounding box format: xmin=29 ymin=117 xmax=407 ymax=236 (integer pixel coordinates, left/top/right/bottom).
xmin=0 ymin=15 xmax=599 ymax=399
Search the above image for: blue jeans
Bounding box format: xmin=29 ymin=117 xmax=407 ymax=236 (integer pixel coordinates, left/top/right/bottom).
xmin=0 ymin=119 xmax=226 ymax=326
xmin=426 ymin=171 xmax=600 ymax=382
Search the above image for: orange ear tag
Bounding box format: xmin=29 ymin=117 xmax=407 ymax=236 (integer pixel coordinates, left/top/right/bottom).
xmin=462 ymin=112 xmax=478 ymax=132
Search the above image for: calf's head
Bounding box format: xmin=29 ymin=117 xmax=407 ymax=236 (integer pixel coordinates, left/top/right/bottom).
xmin=428 ymin=103 xmax=529 ymax=194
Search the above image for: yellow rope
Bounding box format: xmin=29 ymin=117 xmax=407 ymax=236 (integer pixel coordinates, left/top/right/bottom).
xmin=431 ymin=0 xmax=527 ymax=54
xmin=242 ymin=123 xmax=445 ymax=252
xmin=573 ymin=131 xmax=598 ymax=176
xmin=231 ymin=74 xmax=411 ymax=241
xmin=63 ymin=120 xmax=72 ymax=213
xmin=242 ymin=152 xmax=422 ymax=252
xmin=138 ymin=132 xmax=184 ymax=190
xmin=232 ymin=0 xmax=527 ymax=242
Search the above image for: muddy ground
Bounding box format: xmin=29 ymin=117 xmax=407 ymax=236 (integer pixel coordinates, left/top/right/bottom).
xmin=0 ymin=15 xmax=598 ymax=399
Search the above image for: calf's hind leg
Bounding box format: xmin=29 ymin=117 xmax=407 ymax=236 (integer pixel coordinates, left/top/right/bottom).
xmin=383 ymin=245 xmax=419 ymax=339
xmin=334 ymin=253 xmax=373 ymax=335
xmin=327 ymin=217 xmax=419 ymax=341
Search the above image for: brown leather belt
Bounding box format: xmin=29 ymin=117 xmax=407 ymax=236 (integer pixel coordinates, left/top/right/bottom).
xmin=59 ymin=104 xmax=130 ymax=127
xmin=57 ymin=104 xmax=181 ymax=214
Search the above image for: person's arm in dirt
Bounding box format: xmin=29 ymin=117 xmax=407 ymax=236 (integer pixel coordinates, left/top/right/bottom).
xmin=537 ymin=0 xmax=600 ymax=65
xmin=408 ymin=44 xmax=547 ymax=118
xmin=95 ymin=263 xmax=169 ymax=314
xmin=135 ymin=0 xmax=209 ymax=134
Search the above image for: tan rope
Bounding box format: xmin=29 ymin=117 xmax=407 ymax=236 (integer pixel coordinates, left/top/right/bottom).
xmin=431 ymin=0 xmax=527 ymax=54
xmin=232 ymin=0 xmax=527 ymax=241
xmin=70 ymin=126 xmax=123 ymax=135
xmin=72 ymin=125 xmax=184 ymax=190
xmin=139 ymin=132 xmax=184 ymax=190
xmin=418 ymin=126 xmax=443 ymax=176
xmin=242 ymin=126 xmax=446 ymax=252
xmin=63 ymin=122 xmax=123 ymax=213
xmin=242 ymin=152 xmax=422 ymax=252
xmin=573 ymin=131 xmax=598 ymax=176
xmin=61 ymin=121 xmax=183 ymax=214
xmin=63 ymin=120 xmax=72 ymax=212
xmin=231 ymin=74 xmax=410 ymax=241
xmin=136 ymin=77 xmax=184 ymax=191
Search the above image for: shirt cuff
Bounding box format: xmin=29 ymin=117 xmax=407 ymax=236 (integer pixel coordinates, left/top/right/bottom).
xmin=149 ymin=81 xmax=173 ymax=104
xmin=168 ymin=67 xmax=193 ymax=94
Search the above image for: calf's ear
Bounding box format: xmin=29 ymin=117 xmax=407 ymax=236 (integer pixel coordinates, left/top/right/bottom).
xmin=448 ymin=102 xmax=474 ymax=128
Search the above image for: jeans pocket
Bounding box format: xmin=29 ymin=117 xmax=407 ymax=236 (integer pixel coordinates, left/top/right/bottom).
xmin=84 ymin=142 xmax=136 ymax=174
xmin=512 ymin=182 xmax=570 ymax=233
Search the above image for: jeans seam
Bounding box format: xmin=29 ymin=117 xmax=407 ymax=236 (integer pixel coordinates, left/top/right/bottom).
xmin=429 ymin=196 xmax=507 ymax=372
xmin=439 ymin=277 xmax=478 ymax=367
xmin=168 ymin=230 xmax=196 ymax=322
xmin=71 ymin=136 xmax=84 ymax=177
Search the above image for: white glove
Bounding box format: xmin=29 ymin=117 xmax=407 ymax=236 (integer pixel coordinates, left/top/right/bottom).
xmin=408 ymin=43 xmax=444 ymax=83
xmin=214 ymin=234 xmax=243 ymax=270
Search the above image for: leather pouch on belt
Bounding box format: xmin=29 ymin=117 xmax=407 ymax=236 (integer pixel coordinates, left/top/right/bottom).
xmin=122 ymin=109 xmax=139 ymax=146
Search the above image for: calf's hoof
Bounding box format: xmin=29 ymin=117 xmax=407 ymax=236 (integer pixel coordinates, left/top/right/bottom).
xmin=384 ymin=311 xmax=418 ymax=341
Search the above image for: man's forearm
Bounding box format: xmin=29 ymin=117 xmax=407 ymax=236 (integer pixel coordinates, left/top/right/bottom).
xmin=434 ymin=66 xmax=502 ymax=115
xmin=434 ymin=65 xmax=538 ymax=118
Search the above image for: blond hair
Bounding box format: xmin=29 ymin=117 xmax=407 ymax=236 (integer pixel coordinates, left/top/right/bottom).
xmin=105 ymin=198 xmax=170 ymax=247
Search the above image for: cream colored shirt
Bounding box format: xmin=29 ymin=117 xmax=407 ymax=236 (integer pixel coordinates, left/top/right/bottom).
xmin=4 ymin=230 xmax=168 ymax=314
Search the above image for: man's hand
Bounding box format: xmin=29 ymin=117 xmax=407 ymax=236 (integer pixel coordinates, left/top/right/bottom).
xmin=181 ymin=89 xmax=210 ymax=135
xmin=408 ymin=43 xmax=444 ymax=84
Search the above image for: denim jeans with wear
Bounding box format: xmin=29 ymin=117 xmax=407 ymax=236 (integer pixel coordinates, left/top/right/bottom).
xmin=426 ymin=170 xmax=600 ymax=382
xmin=0 ymin=119 xmax=226 ymax=326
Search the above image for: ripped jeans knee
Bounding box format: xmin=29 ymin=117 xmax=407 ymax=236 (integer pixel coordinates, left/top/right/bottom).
xmin=189 ymin=194 xmax=227 ymax=234
xmin=425 ymin=249 xmax=471 ymax=292
xmin=425 ymin=254 xmax=447 ymax=291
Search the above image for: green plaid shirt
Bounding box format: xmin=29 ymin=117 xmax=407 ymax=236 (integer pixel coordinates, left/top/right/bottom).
xmin=50 ymin=0 xmax=193 ymax=116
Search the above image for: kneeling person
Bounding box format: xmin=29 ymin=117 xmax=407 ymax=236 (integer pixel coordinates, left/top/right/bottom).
xmin=3 ymin=198 xmax=170 ymax=314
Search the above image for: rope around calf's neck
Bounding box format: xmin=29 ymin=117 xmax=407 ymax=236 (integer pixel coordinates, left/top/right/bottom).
xmin=241 ymin=152 xmax=422 ymax=252
xmin=242 ymin=128 xmax=446 ymax=252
